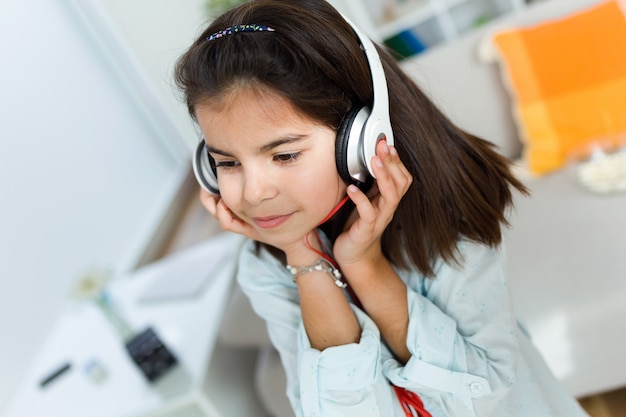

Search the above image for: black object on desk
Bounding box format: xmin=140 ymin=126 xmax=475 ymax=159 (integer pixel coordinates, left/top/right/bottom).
xmin=39 ymin=362 xmax=72 ymax=388
xmin=125 ymin=327 xmax=177 ymax=382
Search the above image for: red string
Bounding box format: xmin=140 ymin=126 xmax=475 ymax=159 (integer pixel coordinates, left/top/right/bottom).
xmin=303 ymin=195 xmax=351 ymax=282
xmin=319 ymin=195 xmax=350 ymax=225
xmin=304 ymin=230 xmax=334 ymax=264
xmin=393 ymin=386 xmax=433 ymax=417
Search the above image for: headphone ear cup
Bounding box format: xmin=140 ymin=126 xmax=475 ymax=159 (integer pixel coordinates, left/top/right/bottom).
xmin=192 ymin=141 xmax=220 ymax=195
xmin=336 ymin=105 xmax=371 ymax=186
xmin=336 ymin=106 xmax=360 ymax=184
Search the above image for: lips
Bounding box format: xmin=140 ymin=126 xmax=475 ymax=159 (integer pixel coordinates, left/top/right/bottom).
xmin=252 ymin=213 xmax=292 ymax=229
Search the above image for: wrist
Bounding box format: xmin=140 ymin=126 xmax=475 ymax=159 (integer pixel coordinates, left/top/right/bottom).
xmin=334 ymin=239 xmax=383 ymax=270
xmin=338 ymin=252 xmax=388 ymax=285
xmin=287 ymin=258 xmax=346 ymax=288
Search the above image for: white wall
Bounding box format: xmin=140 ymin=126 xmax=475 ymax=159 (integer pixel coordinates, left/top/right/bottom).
xmin=327 ymin=0 xmax=382 ymax=40
xmin=0 ymin=0 xmax=204 ymax=412
xmin=68 ymin=0 xmax=209 ymax=153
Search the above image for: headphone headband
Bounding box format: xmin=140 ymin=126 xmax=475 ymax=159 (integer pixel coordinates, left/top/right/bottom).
xmin=338 ymin=13 xmax=393 ymax=182
xmin=340 ymin=13 xmax=393 ymax=146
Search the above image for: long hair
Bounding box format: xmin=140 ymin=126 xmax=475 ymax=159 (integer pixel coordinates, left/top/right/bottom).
xmin=175 ymin=0 xmax=528 ymax=276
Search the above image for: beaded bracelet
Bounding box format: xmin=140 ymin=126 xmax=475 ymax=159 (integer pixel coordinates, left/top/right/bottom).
xmin=286 ymin=258 xmax=347 ymax=288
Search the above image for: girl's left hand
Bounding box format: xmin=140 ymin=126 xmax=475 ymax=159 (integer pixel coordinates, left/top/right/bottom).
xmin=333 ymin=140 xmax=412 ymax=267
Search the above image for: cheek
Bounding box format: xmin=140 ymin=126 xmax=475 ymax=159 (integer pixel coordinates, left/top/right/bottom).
xmin=216 ymin=177 xmax=241 ymax=211
xmin=296 ymin=159 xmax=345 ymax=198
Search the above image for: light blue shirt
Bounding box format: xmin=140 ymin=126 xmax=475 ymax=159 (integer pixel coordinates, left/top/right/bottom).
xmin=237 ymin=238 xmax=589 ymax=417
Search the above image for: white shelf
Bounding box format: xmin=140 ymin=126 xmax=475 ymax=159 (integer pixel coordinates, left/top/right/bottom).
xmin=342 ymin=0 xmax=533 ymax=54
xmin=377 ymin=1 xmax=438 ymax=39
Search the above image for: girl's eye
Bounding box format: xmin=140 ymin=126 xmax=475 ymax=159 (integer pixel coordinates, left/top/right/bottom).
xmin=274 ymin=152 xmax=301 ymax=164
xmin=214 ymin=160 xmax=240 ymax=170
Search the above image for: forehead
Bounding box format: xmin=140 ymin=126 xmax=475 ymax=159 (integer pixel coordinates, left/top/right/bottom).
xmin=196 ymin=84 xmax=313 ymax=127
xmin=194 ymin=84 xmax=331 ymax=152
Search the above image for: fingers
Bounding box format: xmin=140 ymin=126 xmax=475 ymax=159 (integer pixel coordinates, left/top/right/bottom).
xmin=344 ymin=143 xmax=411 ymax=241
xmin=199 ymin=189 xmax=238 ymax=226
xmin=347 ymin=184 xmax=377 ymax=224
xmin=346 ymin=142 xmax=412 ymax=228
xmin=199 ymin=189 xmax=218 ymax=216
xmin=371 ymin=141 xmax=413 ymax=208
xmin=198 ymin=189 xmax=258 ymax=239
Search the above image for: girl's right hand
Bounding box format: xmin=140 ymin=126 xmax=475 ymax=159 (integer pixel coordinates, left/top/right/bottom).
xmin=199 ymin=189 xmax=265 ymax=242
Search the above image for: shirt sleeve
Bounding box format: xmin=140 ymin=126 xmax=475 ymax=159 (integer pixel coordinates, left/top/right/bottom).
xmin=236 ymin=240 xmax=398 ymax=417
xmin=384 ymin=241 xmax=519 ymax=416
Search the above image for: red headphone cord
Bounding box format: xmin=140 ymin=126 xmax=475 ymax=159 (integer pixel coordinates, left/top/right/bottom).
xmin=393 ymin=386 xmax=433 ymax=417
xmin=319 ymin=195 xmax=350 ymax=225
xmin=304 ymin=194 xmax=350 ymax=273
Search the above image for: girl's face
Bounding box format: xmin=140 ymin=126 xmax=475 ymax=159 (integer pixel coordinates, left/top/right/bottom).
xmin=196 ymin=86 xmax=347 ymax=248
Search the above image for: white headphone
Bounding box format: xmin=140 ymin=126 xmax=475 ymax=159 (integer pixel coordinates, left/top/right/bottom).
xmin=193 ymin=12 xmax=393 ymax=194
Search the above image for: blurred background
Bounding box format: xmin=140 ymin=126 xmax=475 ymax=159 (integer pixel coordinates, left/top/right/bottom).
xmin=0 ymin=0 xmax=209 ymax=411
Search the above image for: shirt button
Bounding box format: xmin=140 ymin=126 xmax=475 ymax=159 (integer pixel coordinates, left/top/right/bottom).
xmin=469 ymin=381 xmax=484 ymax=393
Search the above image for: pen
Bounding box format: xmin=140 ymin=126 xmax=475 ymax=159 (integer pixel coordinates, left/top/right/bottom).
xmin=39 ymin=362 xmax=72 ymax=388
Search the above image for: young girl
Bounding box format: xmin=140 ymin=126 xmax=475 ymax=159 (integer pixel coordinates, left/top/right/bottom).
xmin=175 ymin=1 xmax=590 ymax=416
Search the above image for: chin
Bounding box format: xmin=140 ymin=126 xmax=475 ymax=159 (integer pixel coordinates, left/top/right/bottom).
xmin=257 ymin=228 xmax=310 ymax=251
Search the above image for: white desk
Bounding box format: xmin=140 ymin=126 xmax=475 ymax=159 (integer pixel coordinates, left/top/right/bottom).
xmin=5 ymin=233 xmax=265 ymax=417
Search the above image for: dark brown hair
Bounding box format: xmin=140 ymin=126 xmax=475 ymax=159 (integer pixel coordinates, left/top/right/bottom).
xmin=175 ymin=0 xmax=528 ymax=276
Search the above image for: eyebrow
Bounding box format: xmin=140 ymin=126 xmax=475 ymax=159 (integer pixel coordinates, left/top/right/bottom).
xmin=206 ymin=135 xmax=308 ymax=157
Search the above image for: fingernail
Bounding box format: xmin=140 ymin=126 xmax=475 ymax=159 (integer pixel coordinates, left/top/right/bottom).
xmin=390 ymin=146 xmax=398 ymax=156
xmin=375 ymin=157 xmax=384 ymax=168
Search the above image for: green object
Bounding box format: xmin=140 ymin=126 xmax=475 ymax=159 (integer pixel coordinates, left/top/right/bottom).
xmin=384 ymin=30 xmax=426 ymax=61
xmin=473 ymin=15 xmax=491 ymax=28
xmin=206 ymin=0 xmax=247 ymax=17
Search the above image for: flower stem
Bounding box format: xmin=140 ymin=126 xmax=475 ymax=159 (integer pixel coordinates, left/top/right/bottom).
xmin=95 ymin=292 xmax=134 ymax=341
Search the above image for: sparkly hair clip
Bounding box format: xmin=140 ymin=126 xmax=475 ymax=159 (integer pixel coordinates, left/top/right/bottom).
xmin=205 ymin=24 xmax=275 ymax=42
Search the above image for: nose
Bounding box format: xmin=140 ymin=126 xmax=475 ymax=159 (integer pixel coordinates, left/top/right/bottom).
xmin=242 ymin=165 xmax=277 ymax=205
